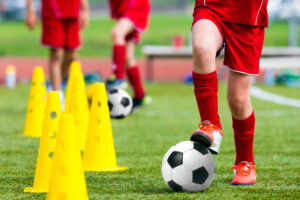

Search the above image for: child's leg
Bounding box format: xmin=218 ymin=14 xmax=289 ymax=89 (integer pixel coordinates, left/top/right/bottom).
xmin=126 ymin=40 xmax=145 ymax=99
xmin=192 ymin=19 xmax=223 ymax=128
xmin=62 ymin=49 xmax=78 ymax=80
xmin=227 ymin=71 xmax=255 ymax=164
xmin=110 ymin=19 xmax=135 ymax=80
xmin=49 ymin=48 xmax=64 ymax=91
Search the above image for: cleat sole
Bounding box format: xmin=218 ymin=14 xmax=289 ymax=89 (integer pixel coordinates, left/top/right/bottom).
xmin=208 ymin=147 xmax=218 ymax=155
xmin=190 ymin=132 xmax=212 ymax=148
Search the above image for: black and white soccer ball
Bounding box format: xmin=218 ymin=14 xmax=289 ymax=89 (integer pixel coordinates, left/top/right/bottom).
xmin=161 ymin=141 xmax=215 ymax=192
xmin=107 ymin=88 xmax=133 ymax=119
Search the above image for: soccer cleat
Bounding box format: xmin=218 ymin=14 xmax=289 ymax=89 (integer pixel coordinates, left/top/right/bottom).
xmin=131 ymin=95 xmax=152 ymax=113
xmin=231 ymin=161 xmax=256 ymax=185
xmin=105 ymin=75 xmax=127 ymax=90
xmin=190 ymin=120 xmax=223 ymax=154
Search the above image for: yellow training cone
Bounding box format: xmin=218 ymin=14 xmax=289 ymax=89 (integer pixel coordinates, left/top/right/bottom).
xmin=87 ymin=83 xmax=97 ymax=109
xmin=46 ymin=113 xmax=88 ymax=200
xmin=65 ymin=61 xmax=82 ymax=112
xmin=83 ymin=83 xmax=128 ymax=172
xmin=24 ymin=67 xmax=47 ymax=137
xmin=24 ymin=91 xmax=61 ymax=193
xmin=69 ymin=73 xmax=90 ymax=151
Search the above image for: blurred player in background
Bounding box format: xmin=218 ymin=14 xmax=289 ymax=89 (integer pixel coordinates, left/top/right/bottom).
xmin=106 ymin=0 xmax=152 ymax=111
xmin=25 ymin=0 xmax=89 ymax=108
xmin=189 ymin=0 xmax=268 ymax=185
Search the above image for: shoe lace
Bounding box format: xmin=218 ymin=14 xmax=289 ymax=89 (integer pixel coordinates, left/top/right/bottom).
xmin=198 ymin=120 xmax=214 ymax=131
xmin=231 ymin=161 xmax=254 ymax=175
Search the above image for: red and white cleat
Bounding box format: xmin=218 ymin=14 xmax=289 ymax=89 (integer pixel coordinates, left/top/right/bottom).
xmin=232 ymin=161 xmax=256 ymax=185
xmin=190 ymin=120 xmax=224 ymax=154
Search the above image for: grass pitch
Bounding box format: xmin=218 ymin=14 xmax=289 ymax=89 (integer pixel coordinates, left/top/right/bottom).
xmin=0 ymin=82 xmax=299 ymax=200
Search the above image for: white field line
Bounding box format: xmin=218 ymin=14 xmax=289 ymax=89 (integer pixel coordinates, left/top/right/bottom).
xmin=251 ymin=86 xmax=300 ymax=108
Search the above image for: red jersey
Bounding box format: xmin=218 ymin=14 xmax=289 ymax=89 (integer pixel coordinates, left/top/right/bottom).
xmin=194 ymin=0 xmax=268 ymax=27
xmin=41 ymin=0 xmax=80 ymax=19
xmin=109 ymin=0 xmax=130 ymax=19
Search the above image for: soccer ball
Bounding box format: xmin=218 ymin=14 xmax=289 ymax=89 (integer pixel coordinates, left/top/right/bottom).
xmin=107 ymin=88 xmax=133 ymax=119
xmin=161 ymin=141 xmax=215 ymax=192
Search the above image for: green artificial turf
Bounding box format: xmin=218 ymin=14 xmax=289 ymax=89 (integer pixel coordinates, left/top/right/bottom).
xmin=0 ymin=15 xmax=299 ymax=57
xmin=0 ymin=82 xmax=299 ymax=200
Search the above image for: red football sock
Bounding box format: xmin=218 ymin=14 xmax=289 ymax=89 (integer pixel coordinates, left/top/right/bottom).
xmin=193 ymin=71 xmax=221 ymax=129
xmin=232 ymin=111 xmax=255 ymax=164
xmin=112 ymin=45 xmax=126 ymax=80
xmin=127 ymin=66 xmax=145 ymax=99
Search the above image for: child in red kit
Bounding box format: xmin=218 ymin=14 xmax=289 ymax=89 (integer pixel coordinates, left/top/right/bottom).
xmin=106 ymin=0 xmax=152 ymax=112
xmin=25 ymin=0 xmax=89 ymax=108
xmin=189 ymin=0 xmax=268 ymax=185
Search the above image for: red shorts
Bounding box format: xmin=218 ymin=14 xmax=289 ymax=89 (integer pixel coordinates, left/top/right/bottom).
xmin=192 ymin=7 xmax=265 ymax=75
xmin=121 ymin=0 xmax=150 ymax=33
xmin=41 ymin=18 xmax=81 ymax=50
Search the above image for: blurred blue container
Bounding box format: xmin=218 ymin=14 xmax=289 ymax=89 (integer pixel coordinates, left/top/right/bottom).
xmin=184 ymin=72 xmax=193 ymax=84
xmin=264 ymin=68 xmax=275 ymax=86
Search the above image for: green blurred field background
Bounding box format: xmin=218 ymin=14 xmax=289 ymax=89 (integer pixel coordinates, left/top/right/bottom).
xmin=0 ymin=15 xmax=299 ymax=57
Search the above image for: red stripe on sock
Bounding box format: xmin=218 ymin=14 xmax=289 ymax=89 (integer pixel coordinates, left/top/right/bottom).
xmin=112 ymin=45 xmax=126 ymax=80
xmin=193 ymin=71 xmax=222 ymax=129
xmin=127 ymin=66 xmax=145 ymax=99
xmin=233 ymin=111 xmax=255 ymax=164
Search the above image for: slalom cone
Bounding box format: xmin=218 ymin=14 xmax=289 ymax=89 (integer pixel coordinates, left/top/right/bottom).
xmin=24 ymin=91 xmax=61 ymax=193
xmin=46 ymin=113 xmax=88 ymax=200
xmin=65 ymin=61 xmax=82 ymax=112
xmin=83 ymin=83 xmax=128 ymax=172
xmin=24 ymin=67 xmax=47 ymax=137
xmin=87 ymin=83 xmax=97 ymax=108
xmin=69 ymin=73 xmax=90 ymax=151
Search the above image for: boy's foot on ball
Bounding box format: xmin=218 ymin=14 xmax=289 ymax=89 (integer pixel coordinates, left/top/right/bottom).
xmin=132 ymin=95 xmax=152 ymax=113
xmin=231 ymin=161 xmax=256 ymax=185
xmin=105 ymin=75 xmax=127 ymax=90
xmin=190 ymin=120 xmax=223 ymax=154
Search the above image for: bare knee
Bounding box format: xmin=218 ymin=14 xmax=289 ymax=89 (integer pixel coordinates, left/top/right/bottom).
xmin=65 ymin=50 xmax=77 ymax=61
xmin=50 ymin=48 xmax=63 ymax=62
xmin=111 ymin=27 xmax=126 ymax=44
xmin=193 ymin=43 xmax=216 ymax=73
xmin=227 ymin=92 xmax=251 ymax=118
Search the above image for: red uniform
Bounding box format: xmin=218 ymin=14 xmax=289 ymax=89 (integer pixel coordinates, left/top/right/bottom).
xmin=109 ymin=0 xmax=151 ymax=43
xmin=41 ymin=0 xmax=81 ymax=49
xmin=193 ymin=0 xmax=268 ymax=75
xmin=191 ymin=1 xmax=269 ymax=169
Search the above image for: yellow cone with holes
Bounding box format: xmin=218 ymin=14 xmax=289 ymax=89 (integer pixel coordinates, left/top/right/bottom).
xmin=65 ymin=61 xmax=82 ymax=112
xmin=24 ymin=67 xmax=47 ymax=137
xmin=83 ymin=83 xmax=128 ymax=172
xmin=87 ymin=83 xmax=97 ymax=109
xmin=46 ymin=113 xmax=88 ymax=200
xmin=24 ymin=91 xmax=61 ymax=193
xmin=69 ymin=73 xmax=90 ymax=150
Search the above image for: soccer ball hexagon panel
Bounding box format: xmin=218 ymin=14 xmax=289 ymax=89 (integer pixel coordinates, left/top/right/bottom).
xmin=161 ymin=141 xmax=215 ymax=192
xmin=107 ymin=88 xmax=133 ymax=119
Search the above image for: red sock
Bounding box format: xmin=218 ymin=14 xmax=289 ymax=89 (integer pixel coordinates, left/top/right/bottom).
xmin=232 ymin=111 xmax=255 ymax=164
xmin=127 ymin=66 xmax=145 ymax=99
xmin=193 ymin=71 xmax=221 ymax=129
xmin=112 ymin=45 xmax=126 ymax=80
